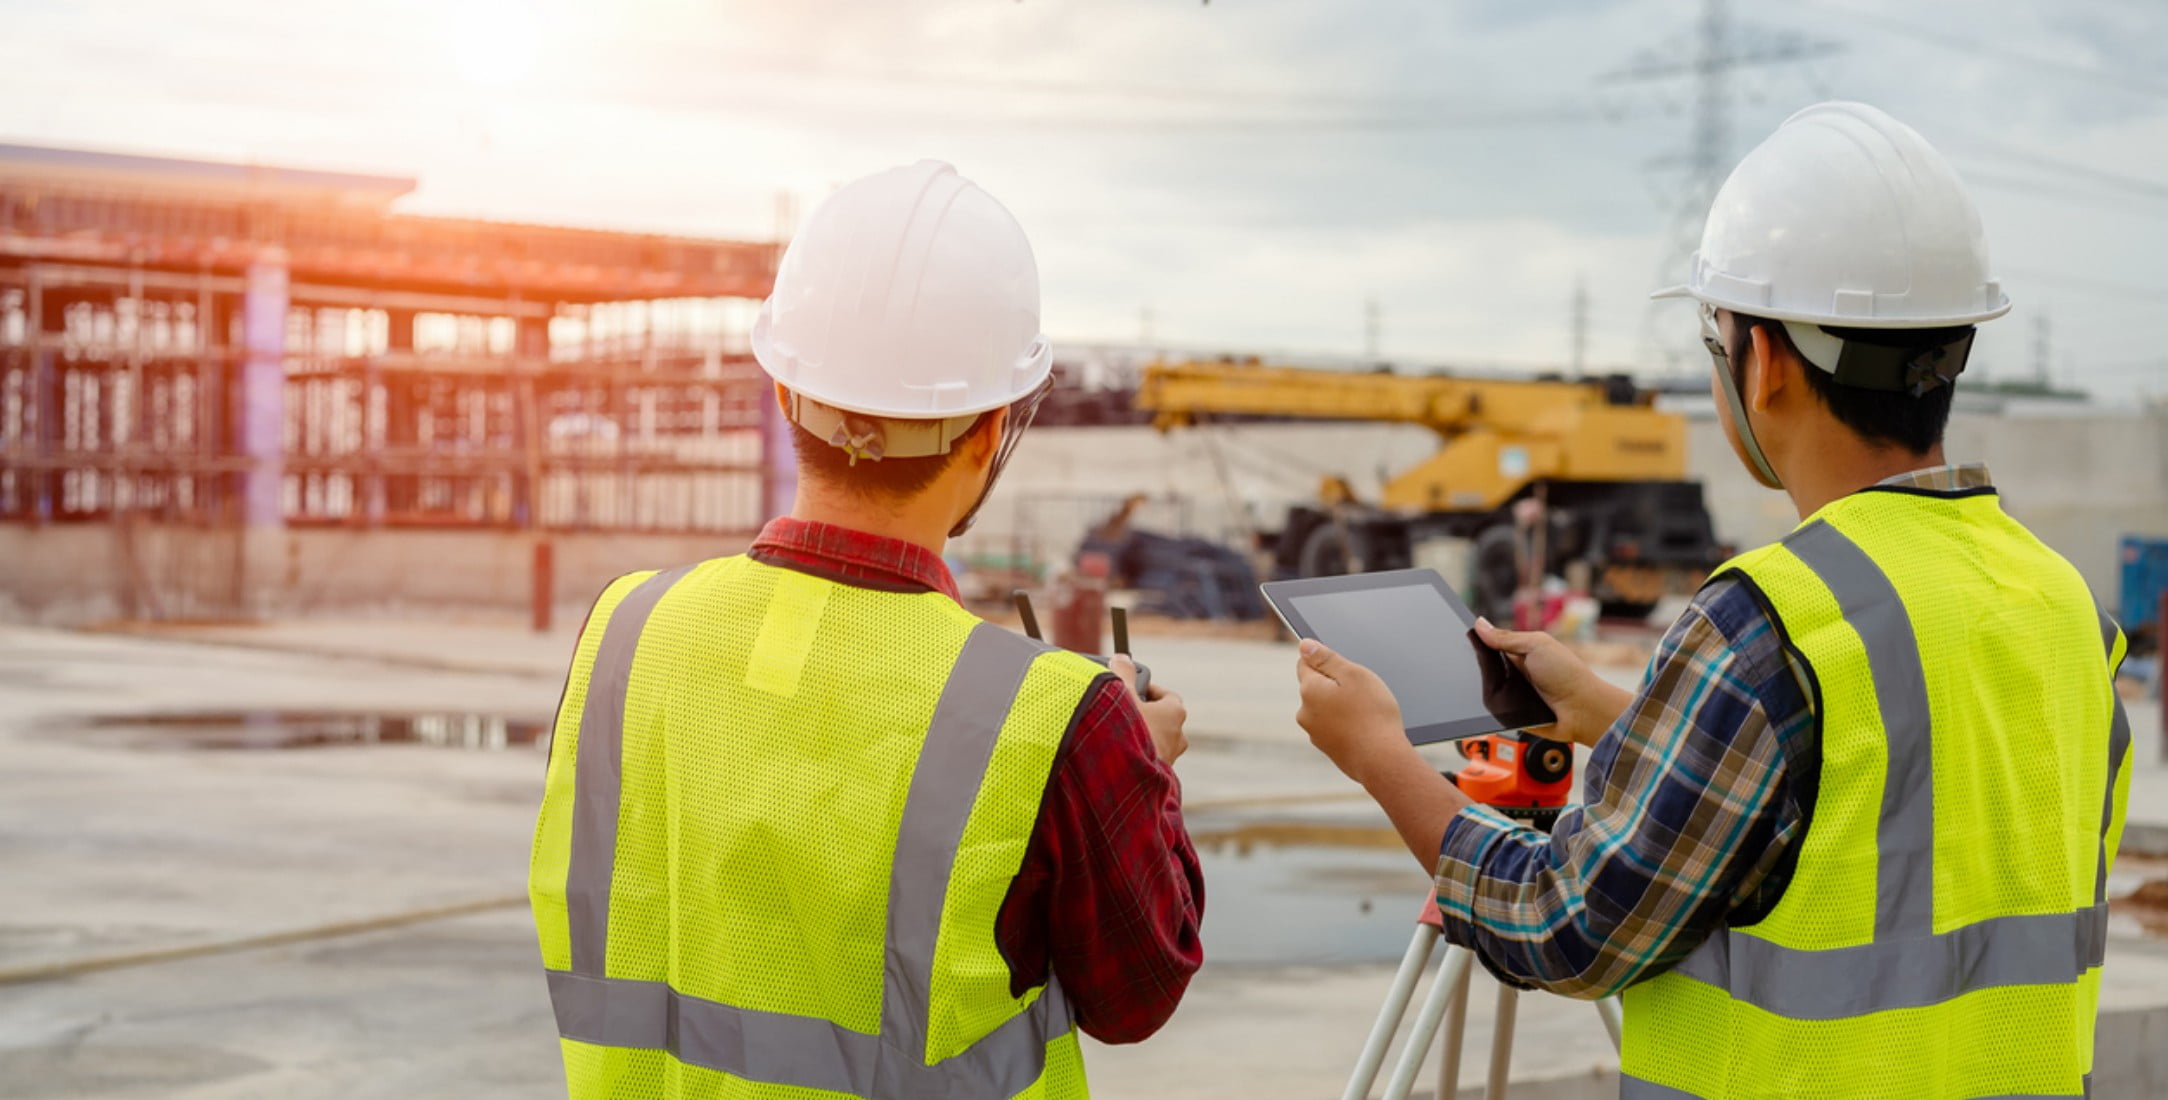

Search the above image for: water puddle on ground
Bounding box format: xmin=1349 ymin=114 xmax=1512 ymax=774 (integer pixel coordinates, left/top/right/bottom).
xmin=1191 ymin=819 xmax=1437 ymax=967
xmin=66 ymin=711 xmax=546 ymax=751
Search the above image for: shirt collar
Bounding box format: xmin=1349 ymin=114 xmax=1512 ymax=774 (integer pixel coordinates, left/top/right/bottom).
xmin=750 ymin=516 xmax=963 ymax=602
xmin=1874 ymin=462 xmax=1993 ymax=492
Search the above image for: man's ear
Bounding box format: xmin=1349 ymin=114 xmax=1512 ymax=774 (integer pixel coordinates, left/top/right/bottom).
xmin=773 ymin=381 xmax=792 ymax=415
xmin=1745 ymin=324 xmax=1795 ymax=414
xmin=964 ymin=407 xmax=1009 ymax=466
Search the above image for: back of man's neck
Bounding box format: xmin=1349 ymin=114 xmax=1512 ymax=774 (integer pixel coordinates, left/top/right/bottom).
xmin=790 ymin=495 xmax=952 ymax=557
xmin=1786 ymin=443 xmax=1947 ymax=520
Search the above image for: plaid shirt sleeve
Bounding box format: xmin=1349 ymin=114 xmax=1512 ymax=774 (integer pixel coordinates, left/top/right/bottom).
xmin=1431 ymin=577 xmax=1819 ymax=999
xmin=997 ymin=678 xmax=1205 ymax=1044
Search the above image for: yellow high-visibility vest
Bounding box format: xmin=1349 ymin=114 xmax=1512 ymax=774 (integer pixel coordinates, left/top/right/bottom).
xmin=1620 ymin=487 xmax=2133 ymax=1098
xmin=529 ymin=555 xmax=1102 ymax=1099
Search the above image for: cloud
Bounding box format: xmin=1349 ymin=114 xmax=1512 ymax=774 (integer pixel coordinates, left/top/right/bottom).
xmin=0 ymin=0 xmax=2160 ymax=395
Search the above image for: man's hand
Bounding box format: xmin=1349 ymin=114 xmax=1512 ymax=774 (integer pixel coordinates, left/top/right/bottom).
xmin=1294 ymin=640 xmax=1421 ymax=786
xmin=1472 ymin=618 xmax=1633 ymax=748
xmin=1113 ymin=655 xmax=1187 ymax=765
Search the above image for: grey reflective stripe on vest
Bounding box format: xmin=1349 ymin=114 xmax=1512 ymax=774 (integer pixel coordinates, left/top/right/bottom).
xmin=1667 ymin=520 xmax=2119 ymax=1022
xmin=549 ymin=602 xmax=1071 ymax=1097
xmin=567 ymin=564 xmax=698 ymax=976
xmin=1786 ymin=520 xmax=1933 ymax=937
xmin=547 ymin=969 xmax=1071 ymax=1097
xmin=1670 ymin=904 xmax=2109 ymax=1021
xmin=880 ymin=624 xmax=1050 ymax=1073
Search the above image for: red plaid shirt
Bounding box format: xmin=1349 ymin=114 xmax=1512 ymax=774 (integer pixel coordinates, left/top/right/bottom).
xmin=749 ymin=517 xmax=1204 ymax=1043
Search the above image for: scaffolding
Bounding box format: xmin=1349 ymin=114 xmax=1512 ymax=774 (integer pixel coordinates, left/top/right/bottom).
xmin=0 ymin=143 xmax=782 ymax=618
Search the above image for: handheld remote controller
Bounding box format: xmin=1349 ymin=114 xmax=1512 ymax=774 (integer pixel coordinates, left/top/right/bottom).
xmin=1011 ymin=591 xmax=1152 ymax=700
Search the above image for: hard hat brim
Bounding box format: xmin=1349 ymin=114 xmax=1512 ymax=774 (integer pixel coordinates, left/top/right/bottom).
xmin=1647 ymin=284 xmax=2012 ymax=329
xmin=752 ymin=309 xmax=1055 ymax=421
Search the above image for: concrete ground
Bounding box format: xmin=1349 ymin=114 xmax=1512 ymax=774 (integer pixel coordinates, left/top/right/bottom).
xmin=3 ymin=619 xmax=2166 ymax=1099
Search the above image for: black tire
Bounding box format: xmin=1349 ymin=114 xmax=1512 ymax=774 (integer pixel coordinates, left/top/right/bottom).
xmin=1471 ymin=525 xmax=1520 ymax=622
xmin=1298 ymin=522 xmax=1360 ymax=578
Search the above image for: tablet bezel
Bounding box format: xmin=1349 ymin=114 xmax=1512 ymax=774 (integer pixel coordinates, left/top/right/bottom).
xmin=1262 ymin=568 xmax=1557 ymax=744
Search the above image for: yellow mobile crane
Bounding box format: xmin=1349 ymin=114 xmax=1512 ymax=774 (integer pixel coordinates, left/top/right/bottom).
xmin=1135 ymin=358 xmax=1726 ymax=618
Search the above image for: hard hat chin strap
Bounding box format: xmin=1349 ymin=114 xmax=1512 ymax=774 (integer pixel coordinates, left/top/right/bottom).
xmin=1714 ymin=352 xmax=1785 ymax=490
xmin=947 ymin=376 xmax=1054 ymax=539
xmin=1705 ymin=306 xmax=1784 ymax=490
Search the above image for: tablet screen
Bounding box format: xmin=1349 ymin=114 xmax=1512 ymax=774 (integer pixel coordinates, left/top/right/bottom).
xmin=1270 ymin=570 xmax=1553 ymax=743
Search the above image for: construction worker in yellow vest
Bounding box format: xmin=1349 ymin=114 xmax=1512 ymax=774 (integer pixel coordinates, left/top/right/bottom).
xmin=1291 ymin=102 xmax=2132 ymax=1098
xmin=529 ymin=161 xmax=1204 ymax=1099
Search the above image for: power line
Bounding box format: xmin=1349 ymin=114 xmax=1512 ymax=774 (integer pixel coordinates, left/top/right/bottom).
xmin=1786 ymin=0 xmax=2168 ymax=101
xmin=1941 ymin=130 xmax=2168 ymax=202
xmin=1962 ymin=168 xmax=2168 ymax=219
xmin=965 ymin=105 xmax=1615 ymax=135
xmin=2002 ymin=268 xmax=2168 ymax=304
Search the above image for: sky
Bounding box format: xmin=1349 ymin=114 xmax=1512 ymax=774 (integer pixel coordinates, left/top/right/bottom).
xmin=2 ymin=0 xmax=2164 ymax=399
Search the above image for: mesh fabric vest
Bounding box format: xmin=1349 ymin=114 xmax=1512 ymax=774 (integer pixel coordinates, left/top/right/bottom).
xmin=1618 ymin=487 xmax=2133 ymax=1099
xmin=530 ymin=555 xmax=1102 ymax=1099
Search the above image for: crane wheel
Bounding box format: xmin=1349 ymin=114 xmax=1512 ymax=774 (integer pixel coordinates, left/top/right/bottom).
xmin=1472 ymin=525 xmax=1520 ymax=622
xmin=1299 ymin=523 xmax=1361 ymax=577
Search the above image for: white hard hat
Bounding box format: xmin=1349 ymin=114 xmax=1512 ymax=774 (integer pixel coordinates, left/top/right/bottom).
xmin=752 ymin=159 xmax=1052 ymax=421
xmin=1653 ymin=102 xmax=2011 ymax=331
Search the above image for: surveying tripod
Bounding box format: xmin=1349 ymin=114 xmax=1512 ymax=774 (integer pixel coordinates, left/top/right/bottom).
xmin=1342 ymin=733 xmax=1624 ymax=1100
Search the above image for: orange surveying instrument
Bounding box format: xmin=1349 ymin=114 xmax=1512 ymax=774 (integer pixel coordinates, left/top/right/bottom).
xmin=1443 ymin=731 xmax=1574 ymax=829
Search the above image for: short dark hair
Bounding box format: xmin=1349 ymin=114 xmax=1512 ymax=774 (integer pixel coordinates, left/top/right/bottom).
xmin=1731 ymin=313 xmax=1965 ymax=455
xmin=787 ymin=413 xmax=989 ymax=499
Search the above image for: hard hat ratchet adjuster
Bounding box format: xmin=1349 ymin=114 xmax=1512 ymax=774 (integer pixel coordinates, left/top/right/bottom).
xmin=784 ymin=389 xmax=980 ymax=464
xmin=1903 ymin=346 xmax=1960 ymax=398
xmin=1826 ymin=327 xmax=1974 ymax=397
xmin=830 ymin=417 xmax=887 ymax=466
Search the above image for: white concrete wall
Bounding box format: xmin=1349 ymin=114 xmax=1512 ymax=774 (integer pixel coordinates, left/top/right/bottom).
xmin=960 ymin=407 xmax=2168 ymax=599
xmin=1686 ymin=405 xmax=2168 ymax=596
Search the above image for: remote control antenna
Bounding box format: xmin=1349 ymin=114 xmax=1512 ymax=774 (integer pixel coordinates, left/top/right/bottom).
xmin=1110 ymin=606 xmax=1131 ymax=657
xmin=1012 ymin=590 xmax=1043 ymax=641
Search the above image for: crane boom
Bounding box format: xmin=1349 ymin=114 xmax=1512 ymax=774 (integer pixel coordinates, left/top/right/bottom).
xmin=1136 ymin=358 xmax=1644 ymax=435
xmin=1135 ymin=358 xmax=1689 ymax=513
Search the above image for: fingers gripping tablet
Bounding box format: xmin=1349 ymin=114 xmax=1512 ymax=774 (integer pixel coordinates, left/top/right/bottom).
xmin=1262 ymin=569 xmax=1554 ymax=744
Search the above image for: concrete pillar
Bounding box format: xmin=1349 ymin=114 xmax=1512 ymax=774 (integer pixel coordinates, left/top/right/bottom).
xmin=363 ymin=358 xmax=386 ymax=527
xmin=238 ymin=253 xmax=287 ymax=527
xmin=514 ymin=310 xmax=550 ymax=530
xmin=28 ymin=275 xmax=60 ymax=523
xmin=516 ymin=313 xmax=550 ymax=361
xmin=237 ymin=251 xmax=288 ymax=616
xmin=386 ymin=308 xmax=415 ymax=354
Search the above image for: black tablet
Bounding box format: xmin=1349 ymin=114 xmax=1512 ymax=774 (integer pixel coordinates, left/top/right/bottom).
xmin=1262 ymin=569 xmax=1556 ymax=744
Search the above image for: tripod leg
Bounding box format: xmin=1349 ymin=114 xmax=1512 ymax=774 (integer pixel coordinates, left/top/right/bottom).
xmin=1484 ymin=983 xmax=1518 ymax=1100
xmin=1343 ymin=924 xmax=1441 ymax=1100
xmin=1435 ymin=948 xmax=1473 ymax=1100
xmin=1381 ymin=945 xmax=1473 ymax=1100
xmin=1595 ymin=996 xmax=1623 ymax=1052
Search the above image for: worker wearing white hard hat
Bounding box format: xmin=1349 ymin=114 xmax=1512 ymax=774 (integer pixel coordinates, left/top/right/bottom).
xmin=1288 ymin=103 xmax=2130 ymax=1099
xmin=530 ymin=161 xmax=1203 ymax=1100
